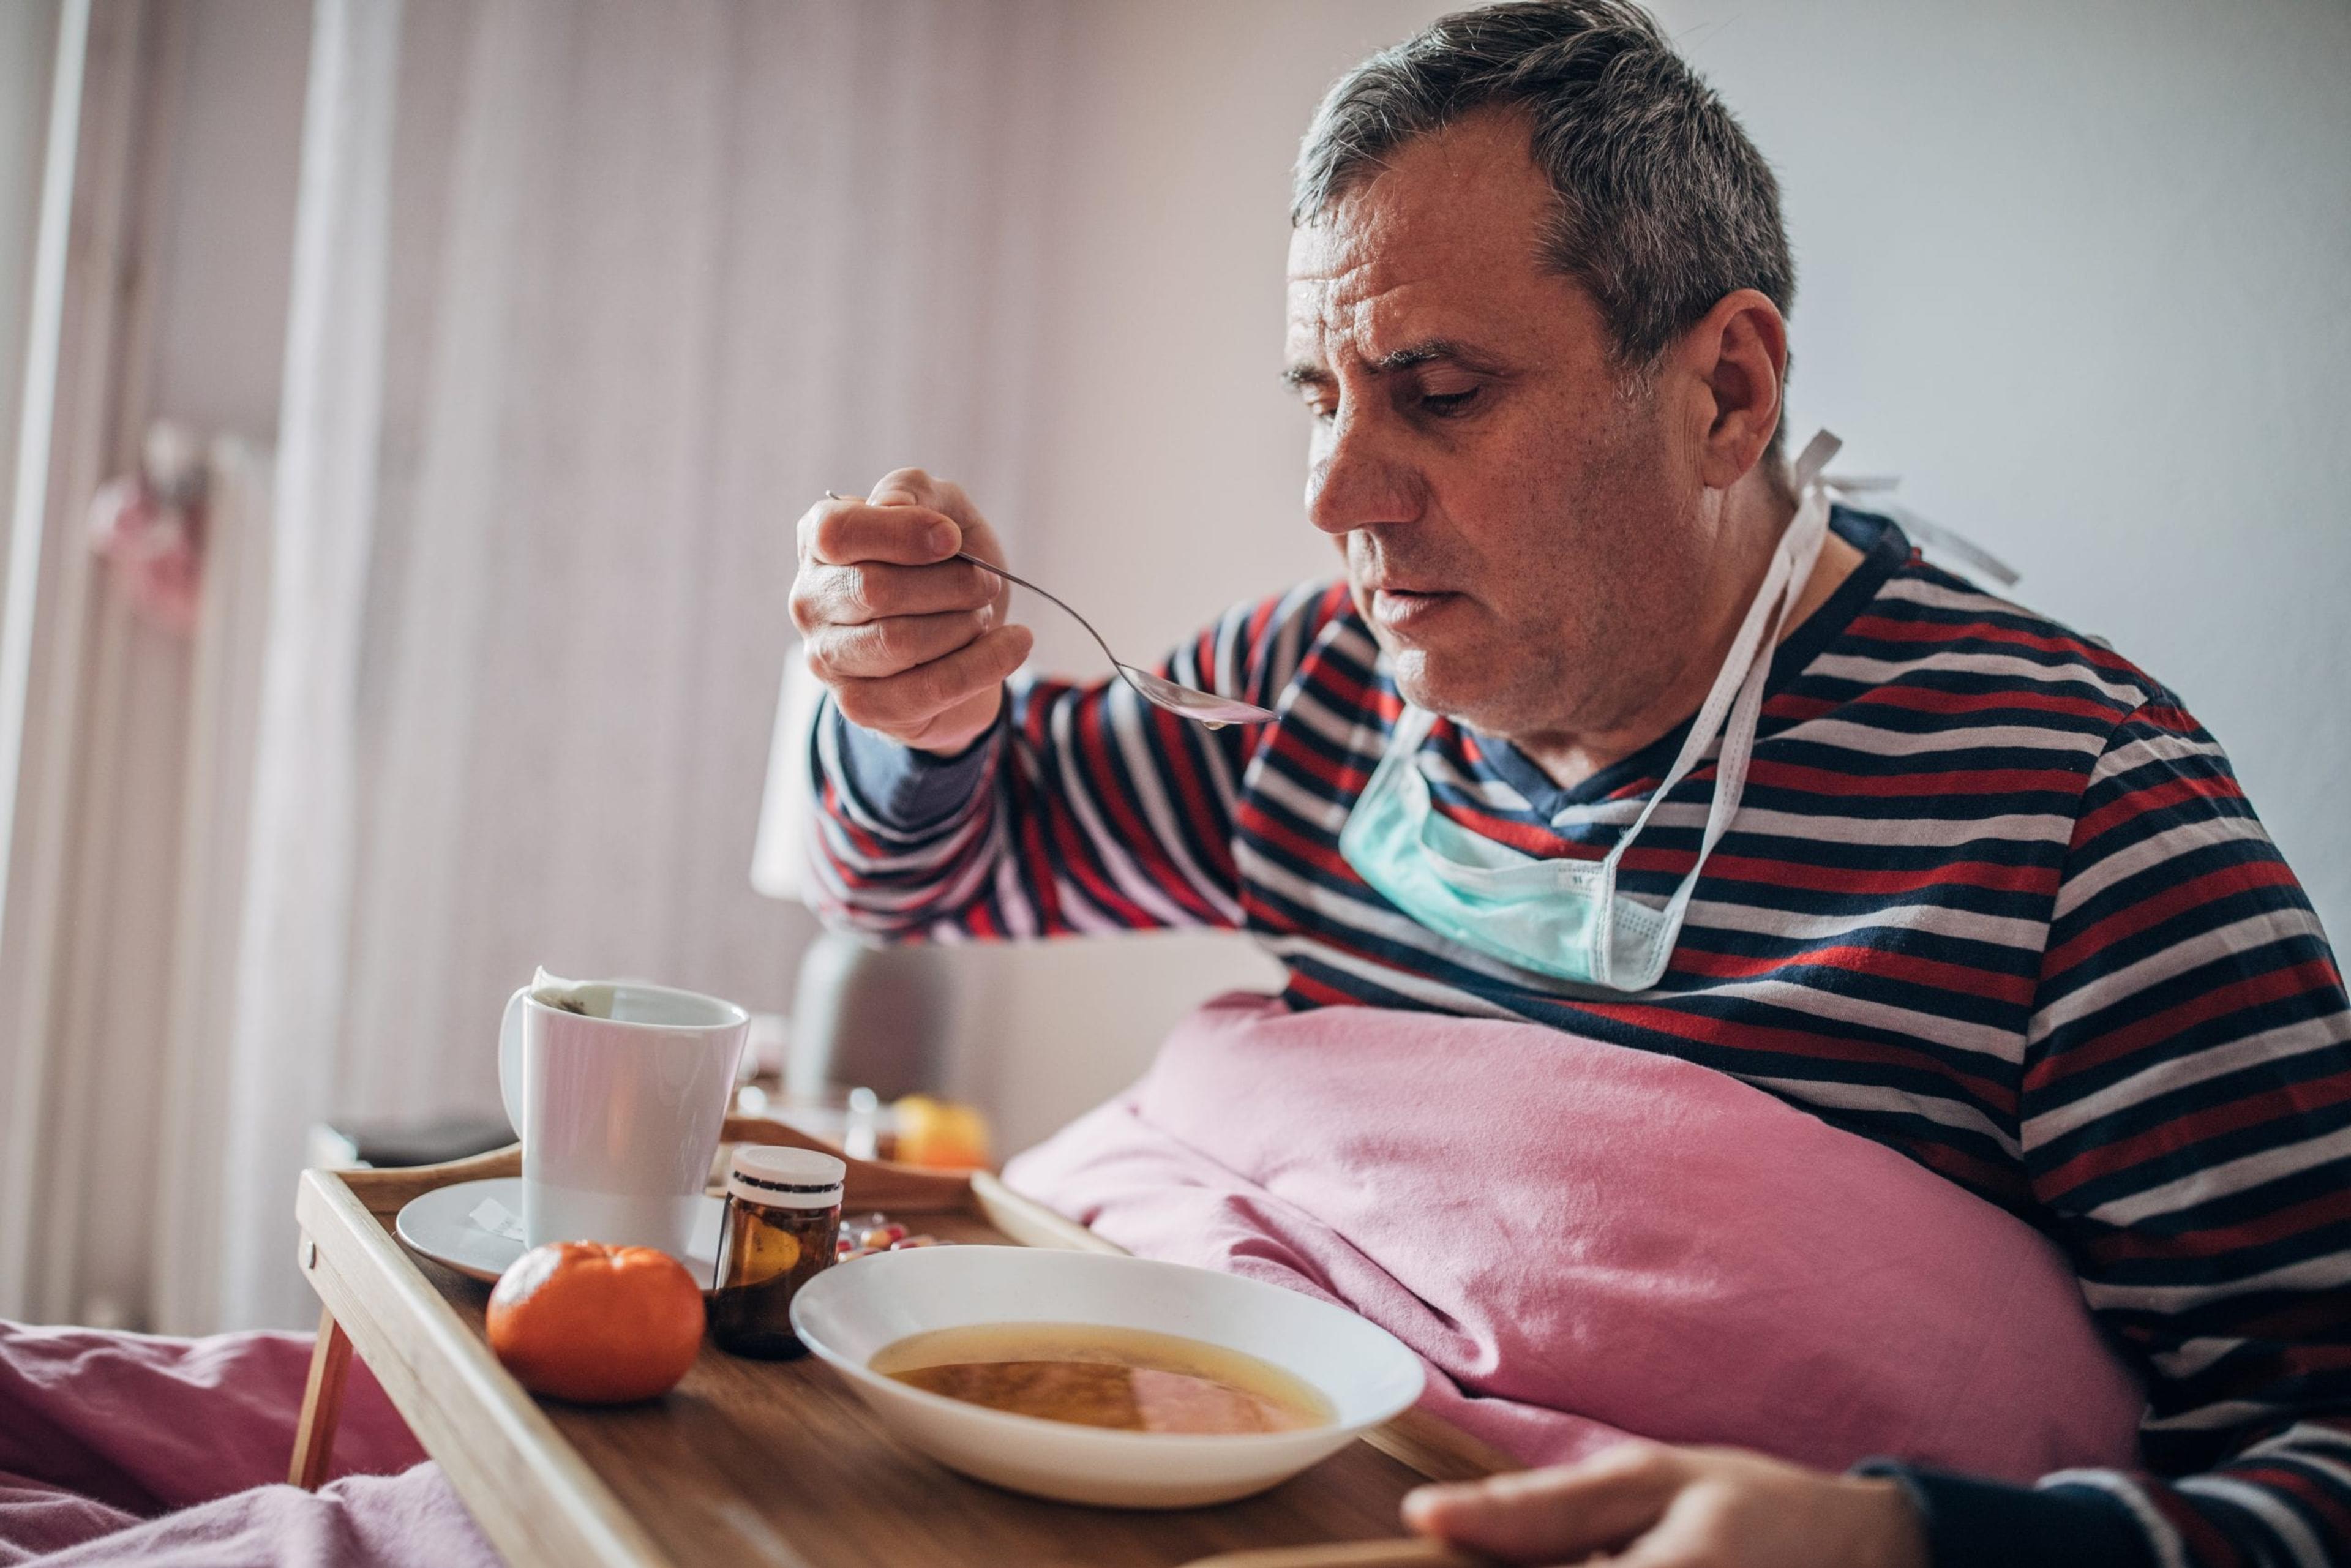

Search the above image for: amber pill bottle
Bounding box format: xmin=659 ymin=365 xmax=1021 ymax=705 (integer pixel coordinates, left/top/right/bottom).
xmin=708 ymin=1146 xmax=845 ymax=1359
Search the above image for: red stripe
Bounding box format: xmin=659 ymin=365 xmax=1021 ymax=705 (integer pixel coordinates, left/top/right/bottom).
xmin=2220 ymin=1461 xmax=2351 ymax=1549
xmin=1570 ymin=997 xmax=2016 ymax=1111
xmin=2074 ymin=769 xmax=2244 ymax=847
xmin=1671 ymin=940 xmax=2037 ymax=1008
xmin=1846 ymin=612 xmax=2142 ymax=681
xmin=2047 ymin=1071 xmax=2351 ymax=1199
xmin=2083 ymin=1175 xmax=2351 ymax=1264
xmin=1265 ymin=724 xmax=1374 ymax=797
xmin=2030 ymin=959 xmax=2344 ymax=1087
xmin=2044 ymin=860 xmax=2303 ymax=981
xmin=1695 ymin=850 xmax=2054 ymax=900
xmin=1746 ymin=757 xmax=2083 ymax=798
xmin=2147 ymin=1485 xmax=2251 ymax=1567
xmin=1848 ymin=681 xmax=2125 ymax=724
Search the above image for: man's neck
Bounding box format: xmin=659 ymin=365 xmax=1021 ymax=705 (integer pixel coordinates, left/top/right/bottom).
xmin=1512 ymin=486 xmax=1864 ymax=791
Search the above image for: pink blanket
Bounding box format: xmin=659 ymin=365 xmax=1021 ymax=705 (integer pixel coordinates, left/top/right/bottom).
xmin=1005 ymin=992 xmax=2147 ymax=1480
xmin=0 ymin=1322 xmax=492 ymax=1566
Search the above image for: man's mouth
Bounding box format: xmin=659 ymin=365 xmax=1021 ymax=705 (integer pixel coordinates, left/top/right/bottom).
xmin=1369 ymin=587 xmax=1463 ymax=632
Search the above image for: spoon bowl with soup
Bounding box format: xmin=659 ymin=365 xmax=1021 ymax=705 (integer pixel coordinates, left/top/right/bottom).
xmin=790 ymin=1247 xmax=1425 ymax=1507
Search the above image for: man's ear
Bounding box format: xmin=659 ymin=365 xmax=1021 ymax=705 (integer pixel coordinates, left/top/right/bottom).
xmin=1678 ymin=288 xmax=1787 ymax=492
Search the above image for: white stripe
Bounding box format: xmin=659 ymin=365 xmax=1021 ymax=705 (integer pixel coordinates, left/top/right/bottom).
xmin=1785 ymin=715 xmax=2108 ymax=760
xmin=2025 ymin=1014 xmax=2351 ymax=1146
xmin=2144 ymin=1398 xmax=2330 ymax=1434
xmin=2097 ymin=723 xmax=2229 ymax=770
xmin=990 ymin=841 xmax=1041 ymax=938
xmin=2035 ymin=1472 xmax=2189 ymax=1568
xmin=1279 ymin=682 xmax=1380 ymax=758
xmin=1686 ymin=890 xmax=2047 ymax=956
xmin=2082 ymin=1248 xmax=2351 ymax=1312
xmin=2031 ymin=909 xmax=2330 ymax=1037
xmin=2234 ymin=1427 xmax=2351 ymax=1505
xmin=2088 ymin=1117 xmax=2351 ymax=1226
xmin=2145 ymin=1335 xmax=2242 ymax=1381
xmin=2052 ymin=812 xmax=2284 ymax=923
xmin=1872 ymin=574 xmax=2033 ymax=617
xmin=1105 ymin=683 xmax=1245 ymax=925
xmin=2243 ymin=1422 xmax=2351 ymax=1461
xmin=1040 ymin=691 xmax=1202 ymax=929
xmin=2175 ymin=1474 xmax=2332 ymax=1567
xmin=1728 ymin=802 xmax=2075 ymax=850
xmin=1251 ymin=932 xmax=1528 ymax=1021
xmin=1734 ymin=1070 xmax=2017 ymax=1149
xmin=1671 ymin=969 xmax=2022 ymax=1064
xmin=1810 ymin=647 xmax=2152 ymax=707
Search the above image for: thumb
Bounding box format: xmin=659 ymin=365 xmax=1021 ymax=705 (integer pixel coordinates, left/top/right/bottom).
xmin=1404 ymin=1448 xmax=1682 ymax=1563
xmin=866 ymin=465 xmax=939 ymax=509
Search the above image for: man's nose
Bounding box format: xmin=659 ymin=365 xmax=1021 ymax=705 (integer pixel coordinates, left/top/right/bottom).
xmin=1305 ymin=413 xmax=1417 ymax=537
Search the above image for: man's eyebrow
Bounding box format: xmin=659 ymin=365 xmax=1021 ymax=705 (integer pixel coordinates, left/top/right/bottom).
xmin=1281 ymin=340 xmax=1498 ymax=389
xmin=1371 ymin=340 xmax=1471 ymax=373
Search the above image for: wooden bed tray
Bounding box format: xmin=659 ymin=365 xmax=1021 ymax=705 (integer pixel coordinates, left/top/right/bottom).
xmin=290 ymin=1116 xmax=1513 ymax=1567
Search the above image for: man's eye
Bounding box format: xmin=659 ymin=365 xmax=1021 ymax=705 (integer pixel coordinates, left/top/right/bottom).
xmin=1420 ymin=388 xmax=1478 ymax=416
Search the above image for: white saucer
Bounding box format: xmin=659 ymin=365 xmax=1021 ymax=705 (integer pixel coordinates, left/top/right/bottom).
xmin=394 ymin=1177 xmax=726 ymax=1289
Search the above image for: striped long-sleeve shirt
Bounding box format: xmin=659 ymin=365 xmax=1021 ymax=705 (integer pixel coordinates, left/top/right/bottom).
xmin=809 ymin=506 xmax=2351 ymax=1567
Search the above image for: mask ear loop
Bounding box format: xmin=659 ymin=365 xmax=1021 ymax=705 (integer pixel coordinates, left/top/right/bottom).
xmin=1600 ymin=432 xmax=1842 ymax=985
xmin=1652 ymin=467 xmax=1836 ymax=951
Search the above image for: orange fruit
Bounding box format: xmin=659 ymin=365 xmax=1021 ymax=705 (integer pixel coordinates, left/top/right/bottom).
xmin=893 ymin=1094 xmax=990 ymax=1169
xmin=486 ymin=1242 xmax=705 ymax=1403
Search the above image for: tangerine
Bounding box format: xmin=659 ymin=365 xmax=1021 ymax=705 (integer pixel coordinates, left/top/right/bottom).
xmin=486 ymin=1241 xmax=705 ymax=1403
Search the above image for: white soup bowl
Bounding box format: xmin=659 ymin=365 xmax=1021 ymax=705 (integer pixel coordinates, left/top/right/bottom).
xmin=789 ymin=1245 xmax=1427 ymax=1507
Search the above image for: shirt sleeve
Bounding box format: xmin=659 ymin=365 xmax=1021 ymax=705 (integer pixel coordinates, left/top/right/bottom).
xmin=804 ymin=580 xmax=1349 ymax=942
xmin=1995 ymin=696 xmax=2351 ymax=1567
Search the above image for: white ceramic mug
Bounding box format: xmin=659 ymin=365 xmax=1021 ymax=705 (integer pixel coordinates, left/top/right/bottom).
xmin=497 ymin=977 xmax=748 ymax=1254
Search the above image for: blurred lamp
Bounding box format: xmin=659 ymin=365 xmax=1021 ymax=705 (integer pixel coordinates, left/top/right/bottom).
xmin=751 ymin=656 xmax=951 ymax=1101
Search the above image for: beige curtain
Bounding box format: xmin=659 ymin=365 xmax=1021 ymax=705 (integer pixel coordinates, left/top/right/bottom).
xmin=200 ymin=0 xmax=1070 ymax=1330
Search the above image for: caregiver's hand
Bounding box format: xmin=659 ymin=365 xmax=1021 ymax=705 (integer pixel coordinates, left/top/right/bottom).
xmin=792 ymin=469 xmax=1032 ymax=756
xmin=1401 ymin=1441 xmax=1927 ymax=1568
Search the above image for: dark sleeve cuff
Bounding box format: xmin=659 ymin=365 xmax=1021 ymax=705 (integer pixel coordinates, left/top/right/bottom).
xmin=1852 ymin=1461 xmax=2156 ymax=1568
xmin=827 ymin=702 xmax=1001 ymax=833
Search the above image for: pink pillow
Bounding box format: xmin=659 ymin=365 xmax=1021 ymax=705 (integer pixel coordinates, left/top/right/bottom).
xmin=1005 ymin=992 xmax=2147 ymax=1479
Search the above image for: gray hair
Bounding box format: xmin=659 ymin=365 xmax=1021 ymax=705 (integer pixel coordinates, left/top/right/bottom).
xmin=1294 ymin=1 xmax=1794 ymax=457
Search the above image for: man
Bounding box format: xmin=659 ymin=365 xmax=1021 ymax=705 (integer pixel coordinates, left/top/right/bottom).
xmin=791 ymin=4 xmax=2351 ymax=1564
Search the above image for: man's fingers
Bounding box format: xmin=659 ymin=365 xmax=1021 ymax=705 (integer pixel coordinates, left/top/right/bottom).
xmin=866 ymin=466 xmax=988 ymax=528
xmin=1403 ymin=1446 xmax=1685 ymax=1562
xmin=794 ymin=558 xmax=999 ymax=629
xmin=801 ymin=496 xmax=962 ymax=567
xmin=1591 ymin=1485 xmax=1730 ymax=1568
xmin=807 ymin=608 xmax=996 ymax=680
xmin=830 ymin=625 xmax=1032 ymax=735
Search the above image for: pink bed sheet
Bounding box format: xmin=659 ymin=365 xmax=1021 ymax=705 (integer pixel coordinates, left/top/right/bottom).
xmin=0 ymin=1321 xmax=492 ymax=1566
xmin=1005 ymin=992 xmax=2148 ymax=1480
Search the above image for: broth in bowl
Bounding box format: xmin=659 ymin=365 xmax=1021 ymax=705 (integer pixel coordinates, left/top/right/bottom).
xmin=870 ymin=1322 xmax=1333 ymax=1435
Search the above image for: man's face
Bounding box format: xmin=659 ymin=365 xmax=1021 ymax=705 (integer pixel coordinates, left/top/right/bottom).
xmin=1284 ymin=112 xmax=1718 ymax=743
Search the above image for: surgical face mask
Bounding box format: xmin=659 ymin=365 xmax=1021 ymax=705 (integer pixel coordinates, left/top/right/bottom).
xmin=1338 ymin=431 xmax=1843 ymax=992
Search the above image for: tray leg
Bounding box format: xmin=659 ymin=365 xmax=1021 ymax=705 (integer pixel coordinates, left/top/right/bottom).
xmin=289 ymin=1304 xmax=353 ymax=1488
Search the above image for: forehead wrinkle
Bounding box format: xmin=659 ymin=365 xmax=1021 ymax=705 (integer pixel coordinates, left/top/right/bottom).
xmin=1287 ymin=276 xmax=1468 ymax=382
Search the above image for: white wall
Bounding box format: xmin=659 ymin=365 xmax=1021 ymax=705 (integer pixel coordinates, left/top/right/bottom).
xmin=972 ymin=0 xmax=2350 ymax=1153
xmin=1659 ymin=0 xmax=2351 ymax=940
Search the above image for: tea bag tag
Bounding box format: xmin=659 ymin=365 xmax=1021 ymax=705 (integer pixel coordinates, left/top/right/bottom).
xmin=531 ymin=966 xmax=617 ymax=1019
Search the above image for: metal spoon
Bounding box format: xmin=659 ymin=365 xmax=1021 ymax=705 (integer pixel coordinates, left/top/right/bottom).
xmin=952 ymin=552 xmax=1276 ymax=728
xmin=822 ymin=493 xmax=1275 ymax=728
